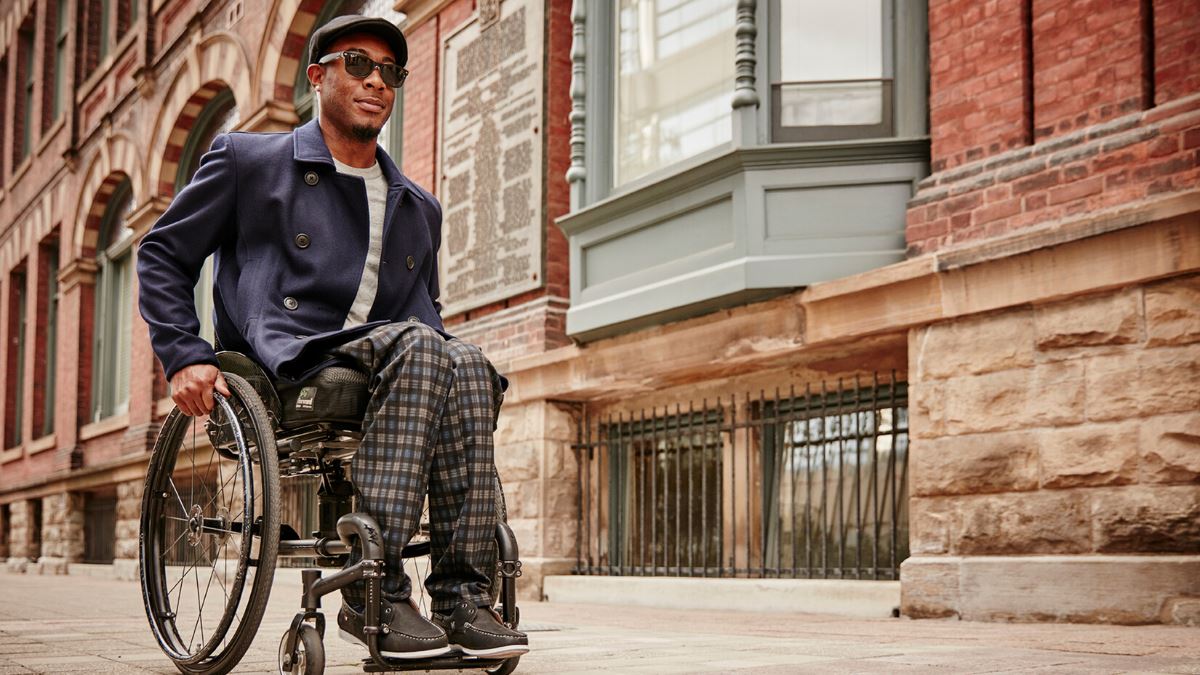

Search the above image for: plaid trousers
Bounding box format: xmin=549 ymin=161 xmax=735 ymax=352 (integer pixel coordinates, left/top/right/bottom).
xmin=329 ymin=321 xmax=502 ymax=613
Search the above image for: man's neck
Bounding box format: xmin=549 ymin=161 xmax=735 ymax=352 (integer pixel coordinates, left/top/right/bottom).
xmin=319 ymin=120 xmax=377 ymax=168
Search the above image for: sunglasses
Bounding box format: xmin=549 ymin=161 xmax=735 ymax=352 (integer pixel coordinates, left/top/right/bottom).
xmin=319 ymin=50 xmax=409 ymax=88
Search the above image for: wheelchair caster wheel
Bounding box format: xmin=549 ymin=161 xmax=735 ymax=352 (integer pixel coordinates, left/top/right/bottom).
xmin=278 ymin=623 xmax=324 ymax=675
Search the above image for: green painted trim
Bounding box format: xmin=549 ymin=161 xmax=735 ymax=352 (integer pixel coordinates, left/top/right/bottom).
xmin=559 ymin=138 xmax=930 ymax=236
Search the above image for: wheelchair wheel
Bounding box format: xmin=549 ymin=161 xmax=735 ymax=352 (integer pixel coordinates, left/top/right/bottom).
xmin=140 ymin=372 xmax=281 ymax=674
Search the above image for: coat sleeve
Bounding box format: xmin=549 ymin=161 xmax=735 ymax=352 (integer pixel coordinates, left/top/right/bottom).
xmin=136 ymin=134 xmax=237 ymax=381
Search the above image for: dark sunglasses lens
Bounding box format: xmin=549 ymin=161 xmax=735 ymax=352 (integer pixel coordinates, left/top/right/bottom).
xmin=380 ymin=65 xmax=407 ymax=87
xmin=342 ymin=52 xmax=373 ymax=77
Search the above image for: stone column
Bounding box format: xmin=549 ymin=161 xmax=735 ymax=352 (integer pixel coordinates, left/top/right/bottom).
xmin=35 ymin=492 xmax=84 ymax=574
xmin=5 ymin=500 xmax=32 ymax=572
xmin=494 ymin=399 xmax=579 ymax=601
xmin=113 ymin=479 xmax=144 ymax=580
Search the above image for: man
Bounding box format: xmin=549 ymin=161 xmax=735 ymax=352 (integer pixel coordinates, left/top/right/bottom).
xmin=137 ymin=15 xmax=528 ymax=660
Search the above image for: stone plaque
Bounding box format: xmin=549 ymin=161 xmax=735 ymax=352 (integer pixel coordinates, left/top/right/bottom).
xmin=437 ymin=0 xmax=543 ymax=316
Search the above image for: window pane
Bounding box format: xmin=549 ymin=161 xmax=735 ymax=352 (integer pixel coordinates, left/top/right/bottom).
xmin=93 ymin=180 xmax=134 ymax=421
xmin=777 ymin=0 xmax=885 ymax=130
xmin=42 ymin=248 xmax=58 ymax=436
xmin=614 ymin=0 xmax=735 ymax=186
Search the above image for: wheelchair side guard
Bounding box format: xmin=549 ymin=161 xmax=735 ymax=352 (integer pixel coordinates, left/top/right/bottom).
xmin=216 ymin=350 xmax=283 ymax=419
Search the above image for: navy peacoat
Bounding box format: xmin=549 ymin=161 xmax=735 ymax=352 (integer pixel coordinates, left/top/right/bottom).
xmin=137 ymin=119 xmax=447 ymax=382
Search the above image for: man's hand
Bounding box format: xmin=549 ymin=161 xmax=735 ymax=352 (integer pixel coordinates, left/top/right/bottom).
xmin=170 ymin=364 xmax=231 ymax=417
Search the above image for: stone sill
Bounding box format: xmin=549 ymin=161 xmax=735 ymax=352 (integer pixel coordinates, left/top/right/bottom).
xmin=76 ymin=30 xmax=141 ymax=105
xmin=501 ymin=190 xmax=1199 ymax=404
xmin=80 ymin=413 xmax=130 ymax=442
xmin=35 ymin=117 xmax=66 ymax=159
xmin=154 ymin=396 xmax=174 ymax=418
xmin=27 ymin=434 xmax=56 ymax=456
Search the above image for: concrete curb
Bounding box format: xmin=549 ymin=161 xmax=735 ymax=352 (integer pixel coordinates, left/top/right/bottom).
xmin=542 ymin=575 xmax=901 ymax=618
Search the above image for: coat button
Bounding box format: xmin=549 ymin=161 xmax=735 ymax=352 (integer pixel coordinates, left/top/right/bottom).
xmin=406 ymin=255 xmax=415 ymax=270
xmin=283 ymin=296 xmax=299 ymax=310
xmin=295 ymin=233 xmax=311 ymax=249
xmin=304 ymin=171 xmax=319 ymax=186
xmin=408 ymin=316 xmax=421 ymax=323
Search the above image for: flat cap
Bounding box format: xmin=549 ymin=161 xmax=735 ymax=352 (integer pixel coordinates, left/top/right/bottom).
xmin=308 ymin=15 xmax=408 ymax=67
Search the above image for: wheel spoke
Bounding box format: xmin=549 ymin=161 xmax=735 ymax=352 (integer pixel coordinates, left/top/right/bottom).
xmin=159 ymin=527 xmax=190 ymax=561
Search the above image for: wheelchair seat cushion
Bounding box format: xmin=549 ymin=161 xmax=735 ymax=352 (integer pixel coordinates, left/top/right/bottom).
xmin=276 ymin=365 xmax=370 ymax=429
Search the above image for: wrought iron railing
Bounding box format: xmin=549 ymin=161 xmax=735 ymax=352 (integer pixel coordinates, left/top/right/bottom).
xmin=573 ymin=373 xmax=909 ymax=580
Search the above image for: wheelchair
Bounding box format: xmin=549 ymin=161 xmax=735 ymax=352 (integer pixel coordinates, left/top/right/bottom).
xmin=137 ymin=352 xmax=523 ymax=675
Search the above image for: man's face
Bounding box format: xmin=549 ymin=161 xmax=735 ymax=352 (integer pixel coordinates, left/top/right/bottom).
xmin=308 ymin=32 xmax=397 ymax=142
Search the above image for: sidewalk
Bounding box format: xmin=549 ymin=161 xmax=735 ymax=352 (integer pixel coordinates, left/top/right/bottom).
xmin=1 ymin=570 xmax=1198 ymax=673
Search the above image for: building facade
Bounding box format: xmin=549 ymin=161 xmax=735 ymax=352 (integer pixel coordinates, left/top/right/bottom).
xmin=0 ymin=0 xmax=1197 ymax=626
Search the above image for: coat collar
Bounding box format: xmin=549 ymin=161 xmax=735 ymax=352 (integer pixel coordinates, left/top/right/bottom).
xmin=292 ymin=118 xmax=426 ymax=201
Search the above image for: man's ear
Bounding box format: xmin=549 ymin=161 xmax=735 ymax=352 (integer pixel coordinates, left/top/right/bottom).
xmin=306 ymin=63 xmax=325 ymax=91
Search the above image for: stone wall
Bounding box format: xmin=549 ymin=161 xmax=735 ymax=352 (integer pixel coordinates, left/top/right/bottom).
xmin=112 ymin=479 xmax=144 ymax=580
xmin=36 ymin=492 xmax=84 ymax=574
xmin=903 ymin=272 xmax=1200 ymax=622
xmin=493 ymin=399 xmax=578 ymax=601
xmin=4 ymin=500 xmax=34 ymax=571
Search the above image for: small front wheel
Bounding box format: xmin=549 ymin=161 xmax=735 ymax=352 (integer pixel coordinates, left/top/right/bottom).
xmin=278 ymin=623 xmax=324 ymax=675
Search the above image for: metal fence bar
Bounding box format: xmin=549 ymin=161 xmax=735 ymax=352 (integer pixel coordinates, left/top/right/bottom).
xmin=573 ymin=374 xmax=908 ymax=583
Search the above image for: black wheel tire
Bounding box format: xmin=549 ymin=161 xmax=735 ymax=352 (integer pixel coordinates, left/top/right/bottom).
xmin=139 ymin=372 xmax=281 ymax=675
xmin=278 ymin=624 xmax=324 ymax=675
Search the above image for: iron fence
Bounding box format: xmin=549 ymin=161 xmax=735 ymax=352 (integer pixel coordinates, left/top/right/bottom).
xmin=573 ymin=373 xmax=909 ymax=580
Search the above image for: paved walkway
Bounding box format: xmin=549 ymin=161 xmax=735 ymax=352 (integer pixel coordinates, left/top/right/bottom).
xmin=1 ymin=570 xmax=1198 ymax=673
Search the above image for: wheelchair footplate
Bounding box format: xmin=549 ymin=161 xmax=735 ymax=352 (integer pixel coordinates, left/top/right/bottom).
xmin=360 ymin=654 xmax=511 ymax=672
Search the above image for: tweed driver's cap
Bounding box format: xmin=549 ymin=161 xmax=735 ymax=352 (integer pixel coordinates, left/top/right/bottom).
xmin=308 ymin=15 xmax=408 ymax=67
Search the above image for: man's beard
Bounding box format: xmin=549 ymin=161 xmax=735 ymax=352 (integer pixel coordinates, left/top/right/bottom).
xmin=350 ymin=123 xmax=382 ymax=142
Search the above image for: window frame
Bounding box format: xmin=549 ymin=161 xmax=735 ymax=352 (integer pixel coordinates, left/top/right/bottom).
xmin=5 ymin=265 xmax=28 ymax=449
xmin=37 ymin=241 xmax=59 ymax=438
xmin=15 ymin=18 xmax=35 ymax=164
xmin=53 ymin=0 xmax=69 ymax=122
xmin=92 ymin=179 xmax=135 ymax=422
xmin=767 ymin=0 xmax=896 ymax=143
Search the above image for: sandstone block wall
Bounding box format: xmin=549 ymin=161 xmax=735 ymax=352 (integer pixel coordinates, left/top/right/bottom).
xmin=5 ymin=499 xmax=33 ymax=563
xmin=493 ymin=399 xmax=578 ymax=600
xmin=114 ymin=479 xmax=143 ymax=561
xmin=36 ymin=492 xmax=84 ymax=574
xmin=905 ymin=273 xmax=1200 ymax=619
xmin=910 ymin=275 xmax=1200 ymax=554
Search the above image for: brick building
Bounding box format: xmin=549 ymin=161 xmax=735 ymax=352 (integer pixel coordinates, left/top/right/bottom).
xmin=0 ymin=0 xmax=1197 ymax=627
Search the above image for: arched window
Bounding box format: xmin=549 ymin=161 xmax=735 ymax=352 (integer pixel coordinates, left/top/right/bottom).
xmin=293 ymin=0 xmax=405 ymax=165
xmin=176 ymin=89 xmax=239 ymax=347
xmin=93 ymin=178 xmax=135 ymax=421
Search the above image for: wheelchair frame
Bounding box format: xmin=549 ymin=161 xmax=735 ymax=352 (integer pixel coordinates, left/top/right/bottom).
xmin=138 ymin=354 xmax=523 ymax=675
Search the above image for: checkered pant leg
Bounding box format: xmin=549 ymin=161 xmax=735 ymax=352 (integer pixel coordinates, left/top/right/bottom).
xmin=330 ymin=322 xmax=454 ymax=609
xmin=424 ymin=340 xmax=503 ymax=613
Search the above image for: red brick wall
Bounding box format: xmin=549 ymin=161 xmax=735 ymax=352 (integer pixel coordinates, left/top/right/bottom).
xmin=912 ymin=0 xmax=1200 ymax=254
xmin=544 ymin=0 xmax=572 ymax=301
xmin=1154 ymin=0 xmax=1200 ymax=104
xmin=1032 ymin=0 xmax=1148 ymax=141
xmin=401 ymin=17 xmax=439 ymax=190
xmin=929 ymin=0 xmax=1031 ymax=172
